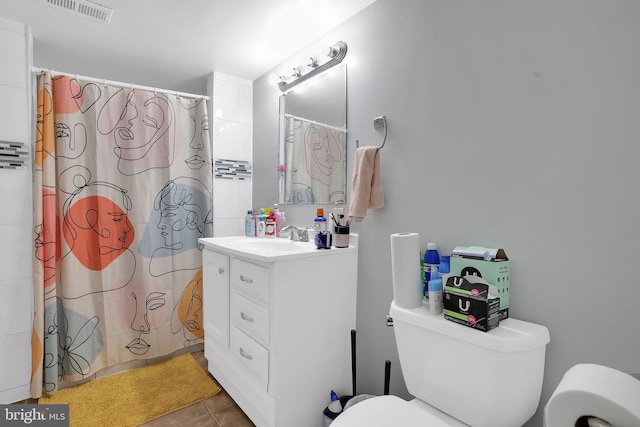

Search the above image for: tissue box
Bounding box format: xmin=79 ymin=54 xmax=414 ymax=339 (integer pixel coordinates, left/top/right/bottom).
xmin=444 ymin=276 xmax=500 ymax=332
xmin=450 ymin=246 xmax=510 ymax=320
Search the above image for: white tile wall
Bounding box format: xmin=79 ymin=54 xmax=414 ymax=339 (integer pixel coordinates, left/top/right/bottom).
xmin=0 ymin=20 xmax=29 ymax=143
xmin=212 ymin=73 xmax=253 ymax=237
xmin=0 ymin=85 xmax=29 ymax=142
xmin=0 ymin=333 xmax=31 ymax=401
xmin=0 ymin=278 xmax=32 ymax=335
xmin=0 ymin=18 xmax=33 ymax=403
xmin=0 ymin=224 xmax=32 ymax=280
xmin=213 ymin=120 xmax=240 ymax=159
xmin=0 ymin=22 xmax=28 ymax=88
xmin=0 ymin=169 xmax=31 ymax=223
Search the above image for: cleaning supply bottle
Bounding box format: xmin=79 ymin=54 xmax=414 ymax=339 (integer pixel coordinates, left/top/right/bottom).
xmin=428 ymin=266 xmax=443 ymax=315
xmin=314 ymin=208 xmax=329 ymax=249
xmin=328 ymin=390 xmax=342 ymax=414
xmin=322 ymin=390 xmax=342 ymax=427
xmin=245 ymin=210 xmax=255 ymax=237
xmin=265 ymin=209 xmax=277 ymax=237
xmin=423 ymin=243 xmax=440 ymax=297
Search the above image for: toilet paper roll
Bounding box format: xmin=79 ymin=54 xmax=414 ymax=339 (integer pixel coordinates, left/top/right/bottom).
xmin=544 ymin=364 xmax=640 ymax=427
xmin=390 ymin=233 xmax=423 ymax=309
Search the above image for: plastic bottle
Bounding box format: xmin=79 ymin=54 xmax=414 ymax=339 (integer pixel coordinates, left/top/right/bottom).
xmin=423 ymin=243 xmax=440 ymax=297
xmin=314 ymin=208 xmax=329 ymax=249
xmin=322 ymin=390 xmax=343 ymax=427
xmin=245 ymin=210 xmax=255 ymax=237
xmin=252 ymin=211 xmax=258 ymax=235
xmin=265 ymin=209 xmax=277 ymax=237
xmin=328 ymin=390 xmax=342 ymax=414
xmin=439 ymin=255 xmax=450 ymax=277
xmin=273 ymin=205 xmax=283 ymax=237
xmin=428 ymin=266 xmax=443 ymax=315
xmin=439 ymin=255 xmax=451 ymax=286
xmin=314 ymin=208 xmax=327 ymax=233
xmin=279 ymin=212 xmax=290 ymax=239
xmin=256 ymin=209 xmax=266 ymax=238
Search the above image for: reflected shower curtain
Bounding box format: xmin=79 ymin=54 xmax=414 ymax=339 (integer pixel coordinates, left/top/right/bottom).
xmin=284 ymin=115 xmax=346 ymax=204
xmin=31 ymin=71 xmax=212 ymax=396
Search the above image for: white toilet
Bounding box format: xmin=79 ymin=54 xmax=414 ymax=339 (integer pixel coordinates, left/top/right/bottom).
xmin=331 ymin=300 xmax=551 ymax=427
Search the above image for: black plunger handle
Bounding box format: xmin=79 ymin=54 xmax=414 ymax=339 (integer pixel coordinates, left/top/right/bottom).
xmin=384 ymin=360 xmax=391 ymax=395
xmin=351 ymin=329 xmax=357 ymax=396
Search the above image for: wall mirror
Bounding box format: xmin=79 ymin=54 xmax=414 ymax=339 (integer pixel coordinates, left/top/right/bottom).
xmin=278 ymin=62 xmax=347 ymax=205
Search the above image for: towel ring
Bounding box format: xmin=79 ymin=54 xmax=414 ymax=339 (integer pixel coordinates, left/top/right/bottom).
xmin=356 ymin=115 xmax=387 ymax=150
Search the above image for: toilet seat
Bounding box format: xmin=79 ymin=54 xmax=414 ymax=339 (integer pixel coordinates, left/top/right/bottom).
xmin=330 ymin=395 xmax=467 ymax=427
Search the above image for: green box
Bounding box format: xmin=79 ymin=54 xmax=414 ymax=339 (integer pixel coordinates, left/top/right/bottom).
xmin=450 ymin=246 xmax=510 ymax=320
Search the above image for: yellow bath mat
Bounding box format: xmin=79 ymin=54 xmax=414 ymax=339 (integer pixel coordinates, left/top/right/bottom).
xmin=38 ymin=352 xmax=221 ymax=426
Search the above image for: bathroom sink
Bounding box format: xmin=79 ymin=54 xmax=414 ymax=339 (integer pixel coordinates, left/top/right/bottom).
xmin=236 ymin=238 xmax=314 ymax=253
xmin=199 ymin=235 xmax=355 ymax=261
xmin=199 ymin=235 xmax=357 ymax=261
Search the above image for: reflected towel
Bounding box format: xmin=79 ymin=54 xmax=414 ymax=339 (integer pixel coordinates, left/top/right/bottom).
xmin=348 ymin=146 xmax=384 ymax=221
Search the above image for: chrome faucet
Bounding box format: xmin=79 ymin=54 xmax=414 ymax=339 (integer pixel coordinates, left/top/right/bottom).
xmin=281 ymin=225 xmax=309 ymax=242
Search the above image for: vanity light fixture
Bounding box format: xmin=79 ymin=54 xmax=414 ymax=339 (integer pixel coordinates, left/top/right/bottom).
xmin=278 ymin=41 xmax=348 ymax=92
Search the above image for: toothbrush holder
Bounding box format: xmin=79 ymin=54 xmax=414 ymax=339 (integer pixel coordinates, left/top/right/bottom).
xmin=334 ymin=226 xmax=350 ymax=248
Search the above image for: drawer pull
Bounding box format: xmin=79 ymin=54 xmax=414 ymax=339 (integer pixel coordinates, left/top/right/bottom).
xmin=239 ymin=347 xmax=253 ymax=360
xmin=240 ymin=312 xmax=254 ymax=322
xmin=218 ymin=267 xmax=224 ymax=274
xmin=239 ymin=275 xmax=254 ymax=284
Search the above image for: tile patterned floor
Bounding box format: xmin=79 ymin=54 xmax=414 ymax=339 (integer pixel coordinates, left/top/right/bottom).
xmin=140 ymin=351 xmax=255 ymax=427
xmin=16 ymin=350 xmax=255 ymax=427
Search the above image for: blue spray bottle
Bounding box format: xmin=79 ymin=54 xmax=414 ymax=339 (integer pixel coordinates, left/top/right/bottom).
xmin=423 ymin=243 xmax=440 ymax=298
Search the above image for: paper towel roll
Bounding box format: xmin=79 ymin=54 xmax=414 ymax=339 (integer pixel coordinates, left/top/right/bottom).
xmin=544 ymin=364 xmax=640 ymax=427
xmin=390 ymin=233 xmax=423 ymax=309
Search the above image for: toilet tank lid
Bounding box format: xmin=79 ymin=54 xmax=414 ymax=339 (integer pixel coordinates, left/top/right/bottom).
xmin=390 ymin=301 xmax=550 ymax=353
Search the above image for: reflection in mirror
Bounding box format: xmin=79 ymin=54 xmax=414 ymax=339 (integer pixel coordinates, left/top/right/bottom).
xmin=278 ymin=64 xmax=347 ymax=205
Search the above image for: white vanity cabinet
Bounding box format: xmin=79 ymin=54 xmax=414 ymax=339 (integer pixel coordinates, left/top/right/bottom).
xmin=199 ymin=236 xmax=358 ymax=427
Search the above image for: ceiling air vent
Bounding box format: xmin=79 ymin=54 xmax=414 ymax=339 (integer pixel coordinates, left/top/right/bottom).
xmin=39 ymin=0 xmax=113 ymax=24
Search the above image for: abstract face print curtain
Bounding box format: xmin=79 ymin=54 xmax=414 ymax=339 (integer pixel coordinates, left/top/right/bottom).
xmin=31 ymin=71 xmax=212 ymax=396
xmin=284 ymin=115 xmax=347 ymax=205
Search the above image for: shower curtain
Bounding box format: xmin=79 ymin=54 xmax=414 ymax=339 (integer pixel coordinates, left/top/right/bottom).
xmin=31 ymin=71 xmax=212 ymax=396
xmin=284 ymin=115 xmax=346 ymax=204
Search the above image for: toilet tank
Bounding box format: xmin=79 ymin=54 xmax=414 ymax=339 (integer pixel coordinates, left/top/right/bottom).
xmin=390 ymin=301 xmax=550 ymax=427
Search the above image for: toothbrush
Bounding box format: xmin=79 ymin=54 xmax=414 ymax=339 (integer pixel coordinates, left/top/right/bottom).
xmin=330 ymin=212 xmax=340 ymax=227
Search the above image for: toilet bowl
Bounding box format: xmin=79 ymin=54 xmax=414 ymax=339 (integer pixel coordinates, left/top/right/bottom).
xmin=331 ymin=395 xmax=466 ymax=427
xmin=331 ymin=300 xmax=551 ymax=427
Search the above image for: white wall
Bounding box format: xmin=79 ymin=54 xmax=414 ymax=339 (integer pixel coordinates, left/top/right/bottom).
xmin=0 ymin=17 xmax=33 ymax=403
xmin=253 ymin=1 xmax=640 ymax=426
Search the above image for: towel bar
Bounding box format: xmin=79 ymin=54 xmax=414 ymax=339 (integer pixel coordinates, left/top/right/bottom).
xmin=356 ymin=115 xmax=387 ymax=150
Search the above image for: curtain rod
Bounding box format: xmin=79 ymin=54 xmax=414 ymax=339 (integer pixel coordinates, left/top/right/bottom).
xmin=284 ymin=113 xmax=347 ymax=134
xmin=31 ymin=67 xmax=209 ymax=101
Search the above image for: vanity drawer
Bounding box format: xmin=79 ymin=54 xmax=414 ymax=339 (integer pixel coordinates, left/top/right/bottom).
xmin=231 ymin=292 xmax=270 ymax=347
xmin=230 ymin=326 xmax=269 ymax=389
xmin=231 ymin=258 xmax=269 ymax=305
